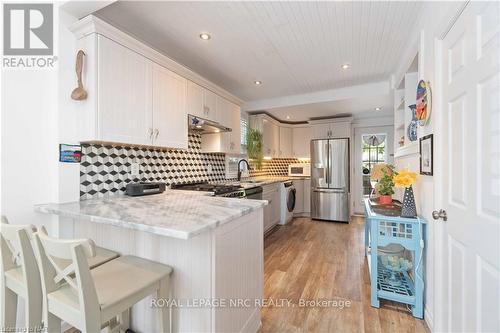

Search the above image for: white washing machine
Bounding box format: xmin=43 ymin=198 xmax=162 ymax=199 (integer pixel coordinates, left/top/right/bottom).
xmin=279 ymin=181 xmax=296 ymax=225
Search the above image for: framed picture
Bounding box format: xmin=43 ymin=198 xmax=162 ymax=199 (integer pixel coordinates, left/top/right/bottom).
xmin=419 ymin=134 xmax=433 ymax=175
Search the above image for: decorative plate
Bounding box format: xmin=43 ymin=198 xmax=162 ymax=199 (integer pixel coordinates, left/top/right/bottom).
xmin=416 ymin=80 xmax=431 ymax=126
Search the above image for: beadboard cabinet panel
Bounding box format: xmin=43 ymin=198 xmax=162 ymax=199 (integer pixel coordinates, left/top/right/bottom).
xmin=186 ymin=80 xmax=205 ymax=119
xmin=279 ymin=126 xmax=293 ymax=157
xmin=97 ymin=35 xmax=152 ymax=145
xmin=152 ymin=63 xmax=188 ymax=149
xmin=292 ymin=127 xmax=311 ymax=158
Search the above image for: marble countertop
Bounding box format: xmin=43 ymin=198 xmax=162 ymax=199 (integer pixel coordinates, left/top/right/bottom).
xmin=35 ymin=191 xmax=267 ymax=240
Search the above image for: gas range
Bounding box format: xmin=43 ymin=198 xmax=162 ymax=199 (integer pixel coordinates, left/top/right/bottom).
xmin=171 ymin=182 xmax=246 ymax=198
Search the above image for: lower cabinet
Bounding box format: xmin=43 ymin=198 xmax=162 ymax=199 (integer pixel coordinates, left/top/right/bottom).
xmin=262 ymin=183 xmax=281 ymax=233
xmin=293 ymin=178 xmax=311 ymax=217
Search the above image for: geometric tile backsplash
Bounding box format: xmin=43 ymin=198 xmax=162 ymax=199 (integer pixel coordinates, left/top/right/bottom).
xmin=80 ymin=133 xmax=225 ymax=200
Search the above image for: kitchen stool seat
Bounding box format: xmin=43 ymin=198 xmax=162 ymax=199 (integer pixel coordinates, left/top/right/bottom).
xmin=35 ymin=233 xmax=173 ymax=333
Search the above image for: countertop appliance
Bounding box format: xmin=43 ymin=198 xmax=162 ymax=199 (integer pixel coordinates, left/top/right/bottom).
xmin=125 ymin=182 xmax=166 ymax=196
xmin=288 ymin=163 xmax=311 ymax=177
xmin=279 ymin=181 xmax=296 ymax=225
xmin=310 ymin=138 xmax=349 ymax=222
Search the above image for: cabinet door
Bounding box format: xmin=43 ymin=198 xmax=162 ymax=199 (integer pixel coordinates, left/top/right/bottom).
xmin=262 ymin=191 xmax=273 ymax=232
xmin=310 ymin=123 xmax=330 ymax=139
xmin=329 ymin=122 xmax=351 ymax=138
xmin=228 ymin=102 xmax=241 ymax=153
xmin=293 ymin=180 xmax=304 ymax=214
xmin=203 ymin=89 xmax=217 ymax=121
xmin=272 ymin=187 xmax=281 ymax=224
xmin=303 ymin=179 xmax=311 ymax=213
xmin=186 ymin=81 xmax=204 ymax=118
xmin=97 ymin=36 xmax=152 ymax=145
xmin=279 ymin=127 xmax=293 ymax=157
xmin=272 ymin=123 xmax=280 ymax=157
xmin=262 ymin=118 xmax=273 ymax=157
xmin=152 ymin=63 xmax=188 ymax=149
xmin=292 ymin=127 xmax=311 ymax=158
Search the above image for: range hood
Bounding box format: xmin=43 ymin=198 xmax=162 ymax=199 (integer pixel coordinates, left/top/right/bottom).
xmin=188 ymin=115 xmax=232 ymax=134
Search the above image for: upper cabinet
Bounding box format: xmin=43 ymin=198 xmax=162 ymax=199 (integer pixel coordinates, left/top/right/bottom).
xmin=279 ymin=126 xmax=293 ymax=157
xmin=152 ymin=63 xmax=188 ymax=149
xmin=187 ymin=81 xmax=218 ymax=122
xmin=70 ymin=16 xmax=242 ymax=150
xmin=97 ymin=35 xmax=153 ymax=146
xmin=292 ymin=127 xmax=311 ymax=158
xmin=310 ymin=121 xmax=352 ymax=139
xmin=95 ymin=36 xmax=188 ymax=148
xmin=200 ymin=97 xmax=242 ymax=154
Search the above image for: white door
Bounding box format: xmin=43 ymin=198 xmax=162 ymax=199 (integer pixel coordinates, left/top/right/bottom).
xmin=152 ymin=63 xmax=188 ymax=149
xmin=97 ymin=36 xmax=152 ymax=145
xmin=436 ymin=2 xmax=499 ymax=332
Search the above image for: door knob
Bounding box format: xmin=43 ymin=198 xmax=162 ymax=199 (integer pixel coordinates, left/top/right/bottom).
xmin=432 ymin=209 xmax=447 ymax=221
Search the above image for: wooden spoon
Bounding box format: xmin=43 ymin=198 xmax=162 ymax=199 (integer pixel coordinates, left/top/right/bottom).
xmin=71 ymin=50 xmax=88 ymax=100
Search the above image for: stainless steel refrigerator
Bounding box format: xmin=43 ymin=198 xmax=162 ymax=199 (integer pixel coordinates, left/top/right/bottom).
xmin=310 ymin=138 xmax=349 ymax=222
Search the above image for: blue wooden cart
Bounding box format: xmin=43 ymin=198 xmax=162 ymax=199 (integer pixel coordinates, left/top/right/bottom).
xmin=364 ymin=198 xmax=426 ymax=318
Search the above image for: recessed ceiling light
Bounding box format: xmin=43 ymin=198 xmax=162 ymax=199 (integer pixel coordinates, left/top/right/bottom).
xmin=199 ymin=33 xmax=211 ymax=40
xmin=341 ymin=63 xmax=351 ymax=70
xmin=374 ymin=107 xmax=382 ymax=111
xmin=254 ymin=80 xmax=262 ymax=85
xmin=286 ymin=115 xmax=291 ymax=120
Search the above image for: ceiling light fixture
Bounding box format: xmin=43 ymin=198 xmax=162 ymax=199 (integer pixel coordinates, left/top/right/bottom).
xmin=341 ymin=63 xmax=351 ymax=70
xmin=374 ymin=107 xmax=382 ymax=111
xmin=254 ymin=80 xmax=262 ymax=85
xmin=286 ymin=115 xmax=291 ymax=120
xmin=199 ymin=33 xmax=211 ymax=40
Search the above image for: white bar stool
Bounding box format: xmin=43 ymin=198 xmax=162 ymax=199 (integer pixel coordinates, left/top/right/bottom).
xmin=0 ymin=216 xmax=119 ymax=331
xmin=34 ymin=231 xmax=173 ymax=333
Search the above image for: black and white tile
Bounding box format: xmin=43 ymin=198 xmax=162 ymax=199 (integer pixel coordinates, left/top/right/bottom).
xmin=248 ymin=158 xmax=310 ymax=177
xmin=80 ymin=133 xmax=225 ymax=200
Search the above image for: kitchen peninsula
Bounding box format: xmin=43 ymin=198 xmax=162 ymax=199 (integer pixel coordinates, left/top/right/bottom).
xmin=35 ymin=191 xmax=266 ymax=332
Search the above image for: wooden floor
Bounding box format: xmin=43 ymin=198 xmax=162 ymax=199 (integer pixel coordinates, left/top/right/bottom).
xmin=259 ymin=216 xmax=429 ymax=333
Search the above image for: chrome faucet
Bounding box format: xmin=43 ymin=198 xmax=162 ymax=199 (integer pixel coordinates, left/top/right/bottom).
xmin=237 ymin=159 xmax=250 ymax=181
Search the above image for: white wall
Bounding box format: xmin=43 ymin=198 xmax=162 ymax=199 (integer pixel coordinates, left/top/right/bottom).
xmin=392 ymin=2 xmax=467 ymax=331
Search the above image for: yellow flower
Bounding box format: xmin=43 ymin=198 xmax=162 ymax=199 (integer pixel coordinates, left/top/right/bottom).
xmin=393 ymin=169 xmax=417 ymax=188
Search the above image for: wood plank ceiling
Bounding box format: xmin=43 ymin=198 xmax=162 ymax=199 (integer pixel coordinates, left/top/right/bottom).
xmin=96 ymin=1 xmax=423 ymax=103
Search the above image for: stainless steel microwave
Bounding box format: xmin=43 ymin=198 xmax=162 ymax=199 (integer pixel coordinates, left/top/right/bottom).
xmin=288 ymin=163 xmax=311 ymax=177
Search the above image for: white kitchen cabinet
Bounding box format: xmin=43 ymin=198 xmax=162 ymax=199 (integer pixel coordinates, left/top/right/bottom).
xmin=152 ymin=63 xmax=188 ymax=149
xmin=310 ymin=121 xmax=351 ymax=139
xmin=279 ymin=126 xmax=293 ymax=157
xmin=97 ymin=35 xmax=152 ymax=145
xmin=292 ymin=127 xmax=311 ymax=158
xmin=201 ymin=97 xmax=241 ymax=153
xmin=293 ymin=179 xmax=304 ymax=214
xmin=262 ymin=183 xmax=280 ymax=234
xmin=186 ymin=81 xmax=218 ymax=122
xmin=303 ymin=179 xmax=311 ymax=214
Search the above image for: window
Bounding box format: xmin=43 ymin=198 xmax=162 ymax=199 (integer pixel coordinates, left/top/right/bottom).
xmin=361 ymin=134 xmax=386 ymax=173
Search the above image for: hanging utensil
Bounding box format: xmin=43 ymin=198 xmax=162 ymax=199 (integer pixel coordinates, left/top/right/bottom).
xmin=71 ymin=50 xmax=88 ymax=101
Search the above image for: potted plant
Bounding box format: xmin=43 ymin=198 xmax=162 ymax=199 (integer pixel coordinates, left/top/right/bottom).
xmin=393 ymin=169 xmax=418 ymax=217
xmin=376 ymin=166 xmax=395 ymax=205
xmin=246 ymin=128 xmax=263 ymax=170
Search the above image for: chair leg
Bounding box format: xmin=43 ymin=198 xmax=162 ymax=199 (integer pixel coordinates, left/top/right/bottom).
xmin=119 ymin=308 xmax=130 ymax=332
xmin=46 ymin=312 xmax=61 ymax=333
xmin=1 ymin=285 xmax=17 ymax=329
xmin=157 ymin=277 xmax=171 ymax=333
xmin=25 ymin=293 xmax=43 ymax=330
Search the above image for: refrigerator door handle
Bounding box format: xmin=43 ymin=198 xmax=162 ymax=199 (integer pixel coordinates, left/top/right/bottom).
xmin=312 ymin=188 xmax=345 ymax=193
